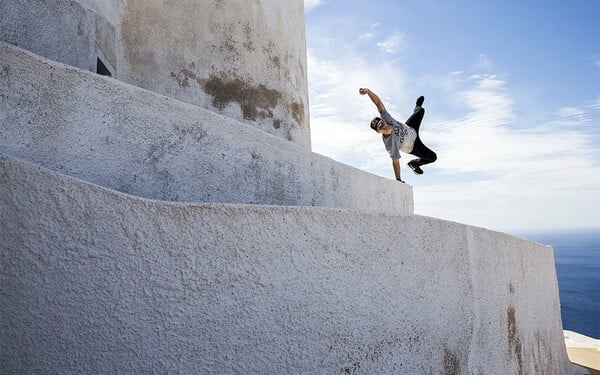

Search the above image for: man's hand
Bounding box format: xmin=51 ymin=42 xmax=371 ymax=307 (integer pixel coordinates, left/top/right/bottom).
xmin=359 ymin=88 xmax=386 ymax=112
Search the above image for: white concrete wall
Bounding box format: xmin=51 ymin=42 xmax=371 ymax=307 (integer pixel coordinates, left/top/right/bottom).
xmin=0 ymin=0 xmax=310 ymax=147
xmin=0 ymin=42 xmax=413 ymax=215
xmin=0 ymin=153 xmax=571 ymax=374
xmin=113 ymin=0 xmax=310 ymax=147
xmin=0 ymin=0 xmax=117 ymax=75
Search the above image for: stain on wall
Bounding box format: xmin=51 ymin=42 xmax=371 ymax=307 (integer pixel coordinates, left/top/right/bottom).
xmin=443 ymin=348 xmax=460 ymax=375
xmin=169 ymin=64 xmax=305 ymax=132
xmin=289 ymin=101 xmax=304 ymax=124
xmin=532 ymin=330 xmax=555 ymax=374
xmin=170 ymin=62 xmax=200 ymax=88
xmin=121 ymin=0 xmax=163 ymax=87
xmin=508 ymin=306 xmax=524 ymax=375
xmin=202 ymin=74 xmax=282 ymax=121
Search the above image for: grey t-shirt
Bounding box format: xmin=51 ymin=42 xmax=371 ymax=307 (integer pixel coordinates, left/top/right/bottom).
xmin=380 ymin=110 xmax=416 ymax=160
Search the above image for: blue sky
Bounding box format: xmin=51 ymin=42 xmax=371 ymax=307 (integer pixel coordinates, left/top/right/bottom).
xmin=303 ymin=0 xmax=600 ymax=233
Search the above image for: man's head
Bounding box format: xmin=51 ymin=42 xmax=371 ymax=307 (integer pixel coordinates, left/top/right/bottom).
xmin=416 ymin=95 xmax=425 ymax=107
xmin=370 ymin=117 xmax=391 ymax=134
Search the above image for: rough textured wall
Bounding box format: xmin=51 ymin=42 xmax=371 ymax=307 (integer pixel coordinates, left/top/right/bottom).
xmin=1 ymin=0 xmax=310 ymax=147
xmin=0 ymin=0 xmax=117 ymax=74
xmin=0 ymin=43 xmax=412 ymax=215
xmin=114 ymin=0 xmax=310 ymax=147
xmin=0 ymin=153 xmax=571 ymax=374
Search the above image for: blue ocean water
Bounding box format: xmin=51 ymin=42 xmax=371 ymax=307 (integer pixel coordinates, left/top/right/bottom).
xmin=517 ymin=228 xmax=600 ymax=339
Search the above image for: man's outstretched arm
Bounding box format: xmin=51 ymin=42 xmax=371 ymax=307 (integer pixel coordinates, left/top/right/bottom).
xmin=392 ymin=159 xmax=402 ymax=181
xmin=359 ymin=88 xmax=386 ymax=113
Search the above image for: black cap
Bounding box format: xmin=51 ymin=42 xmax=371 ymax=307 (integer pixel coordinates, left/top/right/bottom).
xmin=370 ymin=117 xmax=382 ymax=131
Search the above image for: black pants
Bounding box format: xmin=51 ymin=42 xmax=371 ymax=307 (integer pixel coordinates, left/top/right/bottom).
xmin=410 ymin=136 xmax=437 ymax=167
xmin=406 ymin=107 xmax=437 ymax=167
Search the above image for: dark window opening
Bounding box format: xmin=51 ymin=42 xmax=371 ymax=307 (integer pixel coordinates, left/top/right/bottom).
xmin=96 ymin=57 xmax=111 ymax=77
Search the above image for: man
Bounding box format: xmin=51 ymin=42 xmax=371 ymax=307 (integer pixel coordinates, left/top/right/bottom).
xmin=359 ymin=88 xmax=437 ymax=183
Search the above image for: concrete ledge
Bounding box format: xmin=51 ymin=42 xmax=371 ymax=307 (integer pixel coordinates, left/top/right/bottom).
xmin=0 ymin=153 xmax=570 ymax=374
xmin=0 ymin=42 xmax=412 ymax=214
xmin=565 ymin=330 xmax=600 ymax=373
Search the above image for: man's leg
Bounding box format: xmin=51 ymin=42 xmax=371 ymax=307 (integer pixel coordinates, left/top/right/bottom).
xmin=409 ymin=137 xmax=437 ymax=171
xmin=405 ymin=109 xmax=423 ymax=132
xmin=405 ymin=96 xmax=425 ymax=131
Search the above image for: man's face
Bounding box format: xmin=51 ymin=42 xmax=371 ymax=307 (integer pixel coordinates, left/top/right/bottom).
xmin=375 ymin=119 xmax=391 ymax=134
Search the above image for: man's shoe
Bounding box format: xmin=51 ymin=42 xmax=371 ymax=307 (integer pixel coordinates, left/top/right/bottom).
xmin=408 ymin=161 xmax=423 ymax=175
xmin=416 ymin=95 xmax=425 ymax=107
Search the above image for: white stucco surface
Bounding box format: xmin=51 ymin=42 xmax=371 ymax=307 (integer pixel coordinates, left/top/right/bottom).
xmin=114 ymin=0 xmax=311 ymax=147
xmin=0 ymin=0 xmax=117 ymax=74
xmin=0 ymin=153 xmax=571 ymax=374
xmin=0 ymin=42 xmax=412 ymax=215
xmin=0 ymin=0 xmax=310 ymax=146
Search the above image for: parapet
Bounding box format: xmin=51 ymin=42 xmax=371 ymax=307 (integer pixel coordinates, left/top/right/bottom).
xmin=0 ymin=152 xmax=572 ymax=374
xmin=0 ymin=42 xmax=412 ymax=215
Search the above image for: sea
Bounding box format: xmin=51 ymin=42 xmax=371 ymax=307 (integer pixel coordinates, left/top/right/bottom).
xmin=515 ymin=227 xmax=600 ymax=339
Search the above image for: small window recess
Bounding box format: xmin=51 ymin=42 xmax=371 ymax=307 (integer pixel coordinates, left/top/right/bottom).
xmin=96 ymin=57 xmax=112 ymax=77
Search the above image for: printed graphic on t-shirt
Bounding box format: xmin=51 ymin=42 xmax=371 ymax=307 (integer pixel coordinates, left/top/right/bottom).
xmin=394 ymin=124 xmax=408 ymax=143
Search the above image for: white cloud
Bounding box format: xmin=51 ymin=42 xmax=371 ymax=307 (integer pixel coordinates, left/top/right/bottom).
xmin=417 ymin=72 xmax=600 ymax=231
xmin=304 ymin=0 xmax=324 ymax=13
xmin=305 ymin=12 xmax=600 ymax=232
xmin=551 ymin=106 xmax=590 ymax=128
xmin=309 ymin=56 xmax=600 ymax=231
xmin=359 ymin=32 xmax=375 ymax=41
xmin=306 ymin=48 xmax=409 ymax=175
xmin=376 ymin=32 xmax=405 ymax=54
xmin=428 ymin=74 xmax=596 ymax=173
xmin=587 ymin=97 xmax=600 ymax=110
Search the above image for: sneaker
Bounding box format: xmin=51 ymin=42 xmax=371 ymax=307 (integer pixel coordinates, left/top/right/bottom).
xmin=408 ymin=161 xmax=423 ymax=175
xmin=416 ymin=95 xmax=425 ymax=107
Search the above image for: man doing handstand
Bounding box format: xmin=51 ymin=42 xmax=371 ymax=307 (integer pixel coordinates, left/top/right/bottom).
xmin=359 ymin=88 xmax=437 ymax=182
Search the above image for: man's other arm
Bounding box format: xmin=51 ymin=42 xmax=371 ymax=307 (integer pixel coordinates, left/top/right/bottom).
xmin=392 ymin=159 xmax=401 ymax=181
xmin=359 ymin=88 xmax=386 ymax=113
